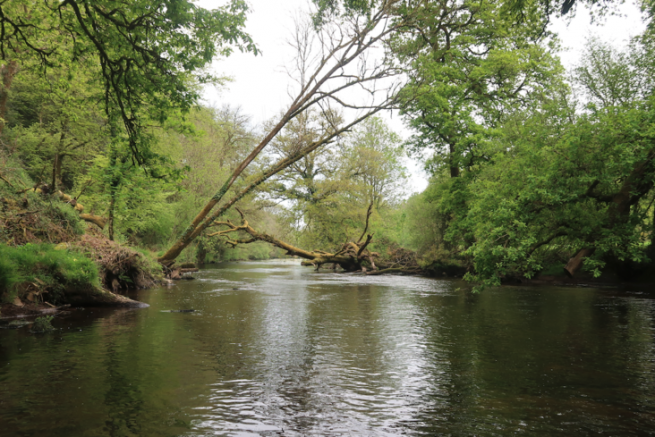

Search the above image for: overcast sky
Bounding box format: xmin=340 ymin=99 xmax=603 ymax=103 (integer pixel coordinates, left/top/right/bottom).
xmin=198 ymin=0 xmax=648 ymax=194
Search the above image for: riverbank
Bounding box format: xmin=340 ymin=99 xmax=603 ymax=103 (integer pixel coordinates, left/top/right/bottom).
xmin=0 ymin=233 xmax=161 ymax=318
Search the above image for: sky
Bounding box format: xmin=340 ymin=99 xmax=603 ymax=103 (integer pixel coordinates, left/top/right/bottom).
xmin=198 ymin=0 xmax=649 ymax=194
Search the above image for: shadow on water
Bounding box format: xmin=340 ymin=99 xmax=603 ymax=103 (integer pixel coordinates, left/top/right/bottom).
xmin=1 ymin=259 xmax=654 ymax=436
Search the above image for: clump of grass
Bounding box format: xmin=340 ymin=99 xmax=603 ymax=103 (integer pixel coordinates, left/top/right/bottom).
xmin=31 ymin=316 xmax=55 ymax=332
xmin=0 ymin=243 xmax=101 ymax=304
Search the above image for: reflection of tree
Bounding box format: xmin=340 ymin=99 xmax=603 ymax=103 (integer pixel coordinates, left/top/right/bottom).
xmin=102 ymin=339 xmax=144 ymax=437
xmin=410 ymin=288 xmax=655 ymax=434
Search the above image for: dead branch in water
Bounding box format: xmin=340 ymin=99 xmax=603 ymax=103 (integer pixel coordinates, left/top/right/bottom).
xmin=208 ymin=209 xmax=421 ymax=275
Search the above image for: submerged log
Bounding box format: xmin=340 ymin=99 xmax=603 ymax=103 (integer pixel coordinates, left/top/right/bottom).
xmin=63 ymin=287 xmax=149 ymax=308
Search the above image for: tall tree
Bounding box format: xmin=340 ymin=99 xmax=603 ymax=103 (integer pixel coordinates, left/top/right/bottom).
xmin=345 ymin=116 xmax=406 ymax=210
xmin=465 ymin=37 xmax=655 ymax=288
xmin=396 ymin=0 xmax=560 ymax=178
xmin=0 ymin=0 xmax=256 ymax=165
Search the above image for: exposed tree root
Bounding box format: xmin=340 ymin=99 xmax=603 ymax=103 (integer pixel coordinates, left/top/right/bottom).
xmin=73 ymin=234 xmax=161 ymax=291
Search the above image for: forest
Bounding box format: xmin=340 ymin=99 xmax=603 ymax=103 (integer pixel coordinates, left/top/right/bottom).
xmin=3 ymin=1 xmax=655 ymax=436
xmin=1 ymin=0 xmax=654 ymax=309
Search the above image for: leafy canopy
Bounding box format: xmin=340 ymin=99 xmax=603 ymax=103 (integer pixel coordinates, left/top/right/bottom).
xmin=0 ymin=0 xmax=257 ymax=165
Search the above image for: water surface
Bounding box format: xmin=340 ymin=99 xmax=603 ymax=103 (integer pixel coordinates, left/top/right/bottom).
xmin=1 ymin=260 xmax=654 ymax=436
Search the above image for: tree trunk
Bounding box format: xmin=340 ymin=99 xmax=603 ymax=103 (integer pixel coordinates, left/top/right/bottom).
xmin=80 ymin=214 xmax=107 ymax=229
xmin=108 ymin=192 xmax=116 ymax=241
xmin=52 ymin=152 xmax=60 ymax=192
xmin=449 ymin=143 xmax=460 ymax=178
xmin=63 ymin=287 xmax=149 ymax=307
xmin=608 ymin=153 xmax=655 ymax=226
xmin=0 ymin=60 xmax=18 ymax=136
xmin=564 ymin=248 xmax=595 ymax=277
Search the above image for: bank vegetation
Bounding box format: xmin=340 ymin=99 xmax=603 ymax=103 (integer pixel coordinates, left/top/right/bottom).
xmin=2 ymin=0 xmax=655 ymax=312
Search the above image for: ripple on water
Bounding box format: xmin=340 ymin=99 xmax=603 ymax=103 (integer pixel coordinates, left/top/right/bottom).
xmin=2 ymin=260 xmax=655 ymax=437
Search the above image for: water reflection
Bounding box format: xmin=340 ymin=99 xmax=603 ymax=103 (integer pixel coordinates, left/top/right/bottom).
xmin=0 ymin=260 xmax=654 ymax=436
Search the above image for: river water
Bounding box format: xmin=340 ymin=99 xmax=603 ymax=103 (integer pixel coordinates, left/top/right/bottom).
xmin=1 ymin=259 xmax=654 ymax=436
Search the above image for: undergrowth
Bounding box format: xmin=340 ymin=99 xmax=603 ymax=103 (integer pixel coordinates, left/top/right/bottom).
xmin=31 ymin=315 xmax=55 ymax=332
xmin=0 ymin=153 xmax=84 ymax=245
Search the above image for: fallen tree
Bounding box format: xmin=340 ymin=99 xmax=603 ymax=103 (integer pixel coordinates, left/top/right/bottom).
xmin=158 ymin=1 xmax=404 ymax=265
xmin=208 ymin=208 xmax=422 ymax=275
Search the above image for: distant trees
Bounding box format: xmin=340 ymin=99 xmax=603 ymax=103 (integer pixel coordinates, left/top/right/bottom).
xmin=265 ymin=114 xmax=406 ymax=251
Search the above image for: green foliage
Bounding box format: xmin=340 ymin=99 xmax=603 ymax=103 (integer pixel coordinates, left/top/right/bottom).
xmin=75 ymin=151 xmax=178 ymax=245
xmin=0 ymin=0 xmax=257 ymax=165
xmin=47 ymin=202 xmax=85 ymax=236
xmin=31 ymin=316 xmax=55 ymax=332
xmin=266 ymin=115 xmax=408 ymax=253
xmin=311 ymin=0 xmax=375 ymax=26
xmin=399 ymin=34 xmax=655 ymax=289
xmin=466 ymin=96 xmax=655 ymax=287
xmin=0 ymin=152 xmax=85 ymax=244
xmin=5 ymin=57 xmax=107 ymax=191
xmin=397 ymin=0 xmax=561 ymax=177
xmin=0 ymin=243 xmax=101 ymax=303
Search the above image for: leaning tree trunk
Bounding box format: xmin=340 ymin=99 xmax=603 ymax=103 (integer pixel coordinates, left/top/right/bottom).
xmin=564 ymin=248 xmax=595 ymax=278
xmin=157 ymin=110 xmax=385 ymax=265
xmin=568 ymin=153 xmax=655 ymax=277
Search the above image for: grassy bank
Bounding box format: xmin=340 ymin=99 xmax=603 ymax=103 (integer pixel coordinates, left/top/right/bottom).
xmin=0 ymin=243 xmax=100 ymax=305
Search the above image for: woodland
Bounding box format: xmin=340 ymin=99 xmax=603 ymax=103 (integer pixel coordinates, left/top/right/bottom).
xmin=1 ymin=0 xmax=655 ymax=309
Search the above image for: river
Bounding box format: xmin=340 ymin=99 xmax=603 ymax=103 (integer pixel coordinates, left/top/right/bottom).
xmin=1 ymin=259 xmax=654 ymax=436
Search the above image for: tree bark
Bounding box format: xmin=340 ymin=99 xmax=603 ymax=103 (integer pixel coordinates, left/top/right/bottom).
xmin=108 ymin=192 xmax=116 ymax=241
xmin=564 ymin=248 xmax=595 ymax=277
xmin=0 ymin=60 xmax=18 ymax=136
xmin=608 ymin=152 xmax=655 ymax=225
xmin=80 ymin=213 xmax=107 ymax=229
